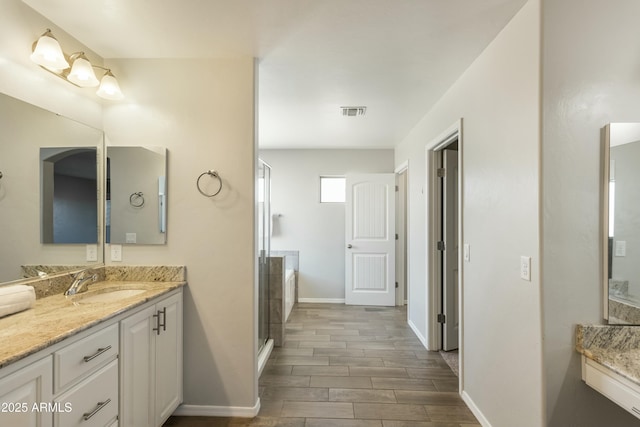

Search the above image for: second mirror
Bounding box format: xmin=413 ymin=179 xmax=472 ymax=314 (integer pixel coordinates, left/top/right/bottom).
xmin=107 ymin=146 xmax=167 ymax=245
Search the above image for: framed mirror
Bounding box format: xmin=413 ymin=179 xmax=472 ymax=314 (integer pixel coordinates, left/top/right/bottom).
xmin=0 ymin=92 xmax=104 ymax=283
xmin=603 ymin=123 xmax=640 ymax=324
xmin=106 ymin=146 xmax=167 ymax=244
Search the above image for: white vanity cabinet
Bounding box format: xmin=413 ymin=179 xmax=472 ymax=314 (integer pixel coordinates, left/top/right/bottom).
xmin=0 ymin=286 xmax=183 ymax=427
xmin=582 ymin=356 xmax=640 ymax=420
xmin=0 ymin=357 xmax=53 ymax=427
xmin=120 ymin=290 xmax=182 ymax=427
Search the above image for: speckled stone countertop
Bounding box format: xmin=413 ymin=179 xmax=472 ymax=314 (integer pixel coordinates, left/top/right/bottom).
xmin=576 ymin=324 xmax=640 ymax=386
xmin=0 ymin=266 xmax=186 ymax=369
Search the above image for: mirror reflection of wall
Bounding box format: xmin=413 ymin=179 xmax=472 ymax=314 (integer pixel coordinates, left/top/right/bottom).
xmin=106 ymin=146 xmax=167 ymax=245
xmin=0 ymin=92 xmax=103 ymax=283
xmin=40 ymin=147 xmax=98 ymax=244
xmin=605 ymin=123 xmax=640 ymax=324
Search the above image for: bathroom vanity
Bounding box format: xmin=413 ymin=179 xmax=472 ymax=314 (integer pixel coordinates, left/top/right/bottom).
xmin=0 ymin=267 xmax=185 ymax=427
xmin=576 ymin=325 xmax=640 ymax=420
xmin=575 ymin=123 xmax=640 ymax=421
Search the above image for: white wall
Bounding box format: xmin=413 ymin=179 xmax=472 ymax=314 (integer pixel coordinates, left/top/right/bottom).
xmin=542 ymin=0 xmax=640 ymax=424
xmin=103 ymin=58 xmax=258 ymax=412
xmin=395 ymin=1 xmax=543 ymax=425
xmin=259 ymin=149 xmax=394 ymax=301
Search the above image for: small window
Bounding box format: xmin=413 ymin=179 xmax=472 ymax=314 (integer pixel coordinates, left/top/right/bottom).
xmin=320 ymin=176 xmax=346 ymax=203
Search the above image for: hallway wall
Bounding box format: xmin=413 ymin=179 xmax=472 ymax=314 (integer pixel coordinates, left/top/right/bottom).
xmin=542 ymin=0 xmax=640 ymax=424
xmin=395 ymin=1 xmax=543 ymax=425
xmin=103 ymin=58 xmax=258 ymax=413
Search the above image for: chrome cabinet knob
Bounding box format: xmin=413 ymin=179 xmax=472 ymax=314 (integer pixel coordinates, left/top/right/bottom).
xmin=347 ymin=244 xmax=353 ymax=249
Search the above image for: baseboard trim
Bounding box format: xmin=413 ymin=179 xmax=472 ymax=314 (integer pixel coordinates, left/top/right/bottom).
xmin=407 ymin=319 xmax=429 ymax=350
xmin=173 ymin=399 xmax=260 ymax=418
xmin=461 ymin=390 xmax=491 ymax=427
xmin=298 ymin=298 xmax=345 ymax=304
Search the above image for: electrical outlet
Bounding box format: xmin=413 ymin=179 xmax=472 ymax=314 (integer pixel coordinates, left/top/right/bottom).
xmin=464 ymin=244 xmax=470 ymax=262
xmin=520 ymin=256 xmax=531 ymax=281
xmin=125 ymin=233 xmax=137 ymax=244
xmin=86 ymin=244 xmax=98 ymax=262
xmin=110 ymin=244 xmax=122 ymax=262
xmin=615 ymin=240 xmax=626 ymax=257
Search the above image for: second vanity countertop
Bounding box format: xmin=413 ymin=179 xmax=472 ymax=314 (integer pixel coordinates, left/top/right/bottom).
xmin=0 ymin=280 xmax=186 ymax=369
xmin=576 ymin=324 xmax=640 ymax=386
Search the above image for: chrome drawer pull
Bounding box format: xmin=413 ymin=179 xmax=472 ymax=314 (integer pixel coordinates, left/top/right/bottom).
xmin=82 ymin=398 xmax=111 ymax=421
xmin=153 ymin=308 xmax=167 ymax=335
xmin=83 ymin=345 xmax=112 ymax=362
xmin=153 ymin=312 xmax=161 ymax=335
xmin=159 ymin=307 xmax=167 ymax=332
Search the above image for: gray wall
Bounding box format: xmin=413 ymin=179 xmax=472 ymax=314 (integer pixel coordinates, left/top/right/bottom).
xmin=395 ymin=1 xmax=543 ymax=425
xmin=542 ymin=0 xmax=640 ymax=425
xmin=259 ymin=149 xmax=394 ymax=301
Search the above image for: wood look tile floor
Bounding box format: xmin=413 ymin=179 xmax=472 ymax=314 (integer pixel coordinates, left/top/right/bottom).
xmin=164 ymin=303 xmax=480 ymax=427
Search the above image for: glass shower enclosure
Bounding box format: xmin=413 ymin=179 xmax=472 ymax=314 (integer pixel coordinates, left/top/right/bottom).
xmin=258 ymin=160 xmax=271 ymax=354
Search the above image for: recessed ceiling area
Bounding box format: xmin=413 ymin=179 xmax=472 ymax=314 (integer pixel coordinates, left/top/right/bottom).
xmin=21 ymin=0 xmax=527 ymax=149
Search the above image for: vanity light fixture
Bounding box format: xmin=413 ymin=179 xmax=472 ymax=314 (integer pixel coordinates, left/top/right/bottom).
xmin=30 ymin=29 xmax=124 ymax=100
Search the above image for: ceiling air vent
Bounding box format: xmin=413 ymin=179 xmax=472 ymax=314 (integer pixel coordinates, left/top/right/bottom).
xmin=341 ymin=106 xmax=367 ymax=117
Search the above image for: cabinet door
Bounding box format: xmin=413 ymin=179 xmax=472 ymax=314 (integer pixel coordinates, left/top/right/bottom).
xmin=120 ymin=306 xmax=155 ymax=427
xmin=154 ymin=292 xmax=183 ymax=427
xmin=0 ymin=356 xmax=53 ymax=427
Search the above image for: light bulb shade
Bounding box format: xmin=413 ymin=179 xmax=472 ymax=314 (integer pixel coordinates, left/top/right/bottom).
xmin=67 ymin=55 xmax=99 ymax=87
xmin=97 ymin=72 xmax=124 ymax=100
xmin=30 ymin=33 xmax=69 ymax=70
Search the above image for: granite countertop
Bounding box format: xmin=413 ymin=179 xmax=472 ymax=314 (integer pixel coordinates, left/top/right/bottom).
xmin=576 ymin=324 xmax=640 ymax=386
xmin=0 ymin=280 xmax=186 ymax=369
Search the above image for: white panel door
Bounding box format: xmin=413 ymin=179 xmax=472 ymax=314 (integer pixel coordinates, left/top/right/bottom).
xmin=345 ymin=174 xmax=396 ymax=306
xmin=442 ymin=150 xmax=459 ymax=351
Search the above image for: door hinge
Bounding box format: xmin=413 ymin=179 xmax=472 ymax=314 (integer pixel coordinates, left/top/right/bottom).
xmin=395 ymin=282 xmax=399 ymax=289
xmin=437 ymin=168 xmax=446 ymax=178
xmin=395 ymin=233 xmax=399 ymax=240
xmin=437 ymin=241 xmax=445 ymax=251
xmin=395 ymin=185 xmax=399 ymax=192
xmin=437 ymin=313 xmax=446 ymax=323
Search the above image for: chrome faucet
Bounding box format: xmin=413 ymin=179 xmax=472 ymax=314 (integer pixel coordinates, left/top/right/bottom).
xmin=64 ymin=271 xmax=98 ymax=296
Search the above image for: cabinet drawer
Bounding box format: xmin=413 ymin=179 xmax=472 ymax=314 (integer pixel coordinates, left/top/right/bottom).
xmin=584 ymin=357 xmax=640 ymax=419
xmin=54 ymin=323 xmax=118 ymax=392
xmin=54 ymin=359 xmax=118 ymax=427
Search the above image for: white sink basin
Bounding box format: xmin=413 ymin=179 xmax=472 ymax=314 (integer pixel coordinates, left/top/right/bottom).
xmin=72 ymin=289 xmax=147 ymax=304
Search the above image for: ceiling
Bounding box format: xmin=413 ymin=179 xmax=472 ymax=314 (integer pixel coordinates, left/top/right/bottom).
xmin=22 ymin=0 xmax=527 ymax=149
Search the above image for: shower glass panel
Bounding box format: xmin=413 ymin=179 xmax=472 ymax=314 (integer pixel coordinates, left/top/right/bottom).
xmin=258 ymin=160 xmax=271 ymax=354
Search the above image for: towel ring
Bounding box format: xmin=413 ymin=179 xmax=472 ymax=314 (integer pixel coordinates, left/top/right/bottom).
xmin=197 ymin=170 xmax=223 ymax=197
xmin=129 ymin=192 xmax=145 ymax=207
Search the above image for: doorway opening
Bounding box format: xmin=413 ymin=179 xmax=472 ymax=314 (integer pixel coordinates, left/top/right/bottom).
xmin=395 ymin=163 xmax=409 ymax=306
xmin=426 ymin=120 xmax=463 ymax=386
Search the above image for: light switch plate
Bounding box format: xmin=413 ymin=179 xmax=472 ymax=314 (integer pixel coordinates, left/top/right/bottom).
xmin=86 ymin=244 xmax=98 ymax=262
xmin=110 ymin=244 xmax=122 ymax=262
xmin=125 ymin=233 xmax=137 ymax=244
xmin=520 ymin=256 xmax=531 ymax=281
xmin=464 ymin=244 xmax=470 ymax=262
xmin=615 ymin=240 xmax=626 ymax=257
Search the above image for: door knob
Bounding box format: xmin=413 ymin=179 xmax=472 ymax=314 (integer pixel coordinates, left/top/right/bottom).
xmin=347 ymin=244 xmax=353 ymax=249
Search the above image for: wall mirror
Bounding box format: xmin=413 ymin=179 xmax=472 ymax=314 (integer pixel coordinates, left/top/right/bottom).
xmin=0 ymin=92 xmax=104 ymax=283
xmin=40 ymin=147 xmax=98 ymax=244
xmin=604 ymin=123 xmax=640 ymax=324
xmin=106 ymin=146 xmax=167 ymax=245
